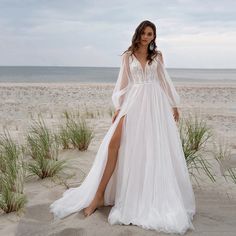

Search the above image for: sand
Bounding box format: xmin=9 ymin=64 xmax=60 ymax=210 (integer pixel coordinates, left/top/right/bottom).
xmin=0 ymin=82 xmax=236 ymax=236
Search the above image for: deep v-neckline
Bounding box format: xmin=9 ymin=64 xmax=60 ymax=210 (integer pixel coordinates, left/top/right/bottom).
xmin=132 ymin=54 xmax=148 ymax=73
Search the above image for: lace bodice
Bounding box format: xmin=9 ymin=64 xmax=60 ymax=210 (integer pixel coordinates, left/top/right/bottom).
xmin=112 ymin=51 xmax=180 ymax=110
xmin=129 ymin=54 xmax=157 ymax=84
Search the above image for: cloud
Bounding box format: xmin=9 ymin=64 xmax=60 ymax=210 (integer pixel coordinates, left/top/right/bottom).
xmin=0 ymin=0 xmax=235 ymax=67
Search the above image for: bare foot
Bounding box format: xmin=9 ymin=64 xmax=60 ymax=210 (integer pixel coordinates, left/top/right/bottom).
xmin=83 ymin=194 xmax=104 ymax=217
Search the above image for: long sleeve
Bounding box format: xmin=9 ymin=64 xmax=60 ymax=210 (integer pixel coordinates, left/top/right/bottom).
xmin=155 ymin=54 xmax=180 ymax=108
xmin=112 ymin=52 xmax=132 ymax=110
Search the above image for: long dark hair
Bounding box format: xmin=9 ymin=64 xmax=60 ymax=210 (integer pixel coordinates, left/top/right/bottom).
xmin=123 ymin=20 xmax=161 ymax=65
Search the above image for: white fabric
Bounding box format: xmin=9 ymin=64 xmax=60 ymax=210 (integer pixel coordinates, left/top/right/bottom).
xmin=50 ymin=51 xmax=196 ymax=235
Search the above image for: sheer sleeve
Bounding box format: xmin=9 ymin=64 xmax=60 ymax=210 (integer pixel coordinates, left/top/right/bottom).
xmin=112 ymin=52 xmax=132 ymax=111
xmin=155 ymin=52 xmax=180 ymax=108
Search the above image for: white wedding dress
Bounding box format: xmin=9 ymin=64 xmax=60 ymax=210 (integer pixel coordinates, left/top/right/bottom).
xmin=50 ymin=51 xmax=196 ymax=235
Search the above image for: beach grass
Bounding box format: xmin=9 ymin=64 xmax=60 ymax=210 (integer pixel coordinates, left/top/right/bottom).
xmin=66 ymin=116 xmax=94 ymax=151
xmin=108 ymin=107 xmax=114 ymax=117
xmin=57 ymin=110 xmax=94 ymax=151
xmin=0 ymin=129 xmax=26 ymax=213
xmin=179 ymin=113 xmax=215 ymax=184
xmin=57 ymin=125 xmax=71 ymax=150
xmin=213 ymin=140 xmax=236 ymax=184
xmin=26 ymin=115 xmax=67 ymax=179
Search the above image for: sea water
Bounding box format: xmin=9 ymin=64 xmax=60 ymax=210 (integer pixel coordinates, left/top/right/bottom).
xmin=0 ymin=66 xmax=235 ymax=83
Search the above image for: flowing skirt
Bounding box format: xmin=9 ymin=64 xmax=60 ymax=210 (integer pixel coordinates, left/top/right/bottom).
xmin=50 ymin=81 xmax=196 ymax=235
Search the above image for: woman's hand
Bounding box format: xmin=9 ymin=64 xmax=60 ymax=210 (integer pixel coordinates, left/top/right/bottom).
xmin=172 ymin=107 xmax=179 ymax=122
xmin=112 ymin=109 xmax=120 ymax=123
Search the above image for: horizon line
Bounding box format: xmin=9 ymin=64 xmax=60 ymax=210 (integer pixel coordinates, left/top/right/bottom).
xmin=0 ymin=65 xmax=235 ymax=70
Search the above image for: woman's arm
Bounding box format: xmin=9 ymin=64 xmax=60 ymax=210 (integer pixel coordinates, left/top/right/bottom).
xmin=112 ymin=52 xmax=132 ymax=111
xmin=111 ymin=52 xmax=132 ymax=122
xmin=156 ymin=51 xmax=180 ymax=122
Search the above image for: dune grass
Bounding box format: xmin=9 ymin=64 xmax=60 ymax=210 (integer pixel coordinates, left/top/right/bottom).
xmin=57 ymin=125 xmax=71 ymax=150
xmin=84 ymin=106 xmax=96 ymax=119
xmin=213 ymin=140 xmax=236 ymax=184
xmin=0 ymin=129 xmax=26 ymax=213
xmin=57 ymin=110 xmax=73 ymax=150
xmin=179 ymin=113 xmax=215 ymax=185
xmin=67 ymin=118 xmax=94 ymax=151
xmin=26 ymin=115 xmax=67 ymax=179
xmin=108 ymin=107 xmax=114 ymax=118
xmin=57 ymin=110 xmax=94 ymax=151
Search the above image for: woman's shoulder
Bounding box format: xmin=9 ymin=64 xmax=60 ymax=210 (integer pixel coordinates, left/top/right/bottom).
xmin=120 ymin=50 xmax=132 ymax=63
xmin=156 ymin=50 xmax=162 ymax=55
xmin=155 ymin=50 xmax=164 ymax=64
xmin=155 ymin=50 xmax=163 ymax=59
xmin=122 ymin=50 xmax=132 ymax=58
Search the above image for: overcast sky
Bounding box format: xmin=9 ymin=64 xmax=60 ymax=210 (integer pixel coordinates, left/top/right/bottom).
xmin=0 ymin=0 xmax=235 ymax=68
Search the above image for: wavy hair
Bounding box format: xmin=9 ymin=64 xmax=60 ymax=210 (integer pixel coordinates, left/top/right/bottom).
xmin=123 ymin=20 xmax=161 ymax=65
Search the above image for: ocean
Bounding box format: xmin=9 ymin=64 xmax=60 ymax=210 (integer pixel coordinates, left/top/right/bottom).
xmin=0 ymin=66 xmax=235 ymax=83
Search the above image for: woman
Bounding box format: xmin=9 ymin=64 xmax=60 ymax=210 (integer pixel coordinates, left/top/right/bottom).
xmin=50 ymin=20 xmax=196 ymax=235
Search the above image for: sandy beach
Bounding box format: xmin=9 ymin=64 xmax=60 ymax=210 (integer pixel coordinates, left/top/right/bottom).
xmin=0 ymin=82 xmax=236 ymax=236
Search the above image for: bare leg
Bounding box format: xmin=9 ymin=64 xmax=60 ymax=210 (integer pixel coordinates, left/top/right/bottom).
xmin=83 ymin=115 xmax=126 ymax=217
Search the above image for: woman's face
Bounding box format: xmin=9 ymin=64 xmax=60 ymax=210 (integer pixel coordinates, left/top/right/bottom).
xmin=139 ymin=26 xmax=155 ymax=47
